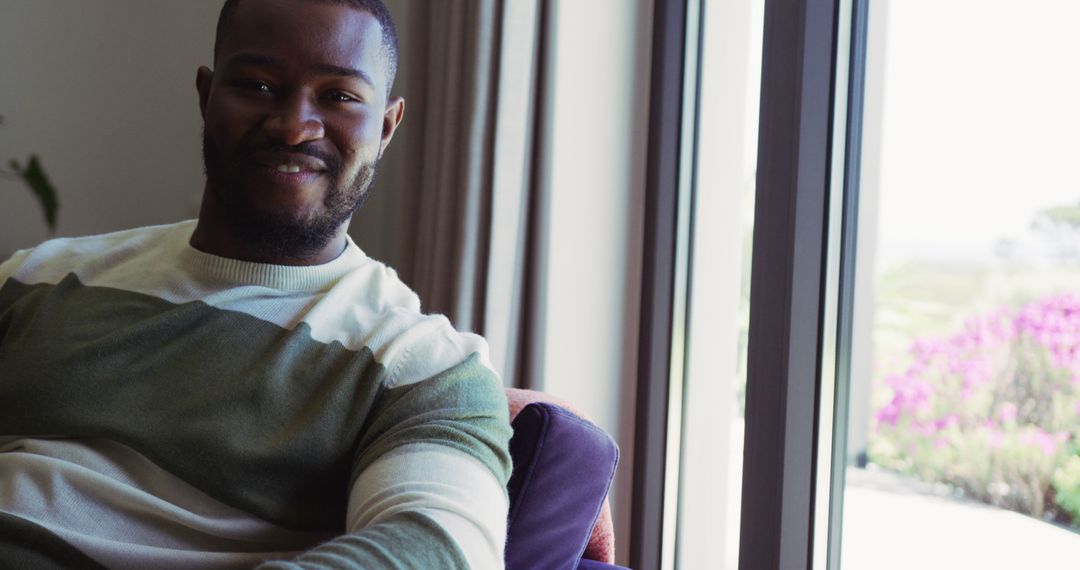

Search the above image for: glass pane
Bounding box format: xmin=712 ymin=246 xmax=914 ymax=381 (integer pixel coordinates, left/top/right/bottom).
xmin=677 ymin=0 xmax=764 ymax=567
xmin=839 ymin=1 xmax=1080 ymax=568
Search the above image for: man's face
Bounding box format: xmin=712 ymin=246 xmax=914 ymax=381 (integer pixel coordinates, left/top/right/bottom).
xmin=197 ymin=0 xmax=402 ymax=257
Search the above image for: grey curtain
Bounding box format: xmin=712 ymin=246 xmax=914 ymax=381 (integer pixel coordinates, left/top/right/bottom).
xmin=408 ymin=0 xmax=499 ymax=334
xmin=353 ymin=0 xmax=547 ymax=387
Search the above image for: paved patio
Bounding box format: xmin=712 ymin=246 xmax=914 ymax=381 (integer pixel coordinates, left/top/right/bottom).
xmin=841 ymin=466 xmax=1080 ymax=569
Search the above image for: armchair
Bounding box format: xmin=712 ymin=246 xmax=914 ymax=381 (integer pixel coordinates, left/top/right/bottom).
xmin=504 ymin=389 xmax=629 ymax=570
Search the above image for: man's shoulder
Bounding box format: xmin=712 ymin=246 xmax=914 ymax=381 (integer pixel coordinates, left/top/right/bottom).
xmin=18 ymin=220 xmax=191 ymax=256
xmin=0 ymin=221 xmax=194 ymax=287
xmin=314 ymin=258 xmax=498 ymax=388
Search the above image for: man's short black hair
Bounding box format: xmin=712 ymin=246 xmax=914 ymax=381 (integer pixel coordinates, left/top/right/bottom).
xmin=213 ymin=0 xmax=399 ymax=94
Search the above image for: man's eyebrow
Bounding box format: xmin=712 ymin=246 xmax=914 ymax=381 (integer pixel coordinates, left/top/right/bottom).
xmin=226 ymin=52 xmax=286 ymax=70
xmin=311 ymin=63 xmax=375 ymax=88
xmin=226 ymin=52 xmax=375 ymax=88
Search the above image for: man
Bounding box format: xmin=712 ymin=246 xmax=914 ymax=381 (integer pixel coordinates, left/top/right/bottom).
xmin=0 ymin=1 xmax=511 ymax=568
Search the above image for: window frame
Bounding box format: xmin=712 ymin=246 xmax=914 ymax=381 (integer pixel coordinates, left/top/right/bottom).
xmin=633 ymin=0 xmax=866 ymax=567
xmin=736 ymin=0 xmax=845 ymax=567
xmin=630 ymin=0 xmax=700 ymax=567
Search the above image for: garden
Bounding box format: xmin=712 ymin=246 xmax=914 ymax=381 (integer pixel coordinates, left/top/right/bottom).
xmin=869 ymin=280 xmax=1080 ymax=528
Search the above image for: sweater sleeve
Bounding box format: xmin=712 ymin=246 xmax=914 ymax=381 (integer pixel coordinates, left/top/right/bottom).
xmin=257 ymin=353 xmax=513 ymax=569
xmin=0 ymin=249 xmax=30 ymax=287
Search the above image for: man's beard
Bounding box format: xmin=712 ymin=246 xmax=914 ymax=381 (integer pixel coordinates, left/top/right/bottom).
xmin=201 ymin=130 xmax=379 ymax=261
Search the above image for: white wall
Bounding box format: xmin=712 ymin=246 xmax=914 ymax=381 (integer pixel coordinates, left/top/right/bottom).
xmin=0 ymin=0 xmax=220 ymax=257
xmin=0 ymin=0 xmax=411 ymax=263
xmin=533 ymin=0 xmax=652 ymax=563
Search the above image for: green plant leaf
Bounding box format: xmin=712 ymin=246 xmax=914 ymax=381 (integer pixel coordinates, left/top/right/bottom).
xmin=13 ymin=154 xmax=60 ymax=232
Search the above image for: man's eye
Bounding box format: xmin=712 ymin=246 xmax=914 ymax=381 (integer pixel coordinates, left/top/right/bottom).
xmin=234 ymin=80 xmax=273 ymax=93
xmin=325 ymin=91 xmax=359 ymax=103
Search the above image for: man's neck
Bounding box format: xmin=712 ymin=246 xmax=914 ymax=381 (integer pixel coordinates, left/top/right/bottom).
xmin=189 ymin=191 xmax=350 ymax=266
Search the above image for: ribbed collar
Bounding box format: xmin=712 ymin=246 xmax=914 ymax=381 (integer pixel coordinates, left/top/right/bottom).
xmin=174 ymin=220 xmax=367 ymax=292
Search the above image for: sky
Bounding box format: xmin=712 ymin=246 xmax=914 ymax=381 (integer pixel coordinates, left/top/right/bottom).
xmin=871 ymin=0 xmax=1080 ymax=264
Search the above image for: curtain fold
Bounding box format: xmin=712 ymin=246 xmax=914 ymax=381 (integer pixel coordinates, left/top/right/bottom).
xmin=409 ymin=0 xmax=499 ymax=334
xmin=484 ymin=0 xmax=547 ymax=388
xmin=365 ymin=0 xmax=547 ymax=387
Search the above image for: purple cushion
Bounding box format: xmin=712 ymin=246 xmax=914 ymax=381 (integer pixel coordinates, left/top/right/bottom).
xmin=505 ymin=403 xmax=620 ymax=570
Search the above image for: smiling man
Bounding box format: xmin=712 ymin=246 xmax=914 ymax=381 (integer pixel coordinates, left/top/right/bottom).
xmin=0 ymin=1 xmax=511 ymax=569
xmin=195 ymin=0 xmax=400 ymax=265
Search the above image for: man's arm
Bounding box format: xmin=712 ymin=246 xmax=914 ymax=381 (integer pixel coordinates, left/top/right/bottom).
xmin=259 ymin=445 xmax=507 ymax=569
xmin=258 ymin=353 xmax=513 ymax=569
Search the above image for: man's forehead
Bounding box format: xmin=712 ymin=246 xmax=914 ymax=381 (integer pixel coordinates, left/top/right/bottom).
xmin=226 ymin=51 xmax=379 ymax=88
xmin=220 ymin=0 xmax=386 ymax=74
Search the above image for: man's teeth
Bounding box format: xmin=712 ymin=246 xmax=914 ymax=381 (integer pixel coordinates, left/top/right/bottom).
xmin=276 ymin=165 xmax=303 ymax=173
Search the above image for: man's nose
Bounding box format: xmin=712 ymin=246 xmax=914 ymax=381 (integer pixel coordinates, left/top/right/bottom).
xmin=264 ymin=95 xmax=325 ymax=146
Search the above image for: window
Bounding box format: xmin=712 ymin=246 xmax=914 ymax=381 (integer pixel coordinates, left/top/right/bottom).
xmin=678 ymin=0 xmax=764 ymax=568
xmin=838 ymin=1 xmax=1080 ymax=567
xmin=635 ymin=0 xmax=1080 ymax=569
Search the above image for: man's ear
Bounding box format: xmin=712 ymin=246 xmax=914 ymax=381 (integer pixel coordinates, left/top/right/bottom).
xmin=196 ymin=66 xmax=214 ymax=120
xmin=380 ymin=96 xmax=405 ymax=153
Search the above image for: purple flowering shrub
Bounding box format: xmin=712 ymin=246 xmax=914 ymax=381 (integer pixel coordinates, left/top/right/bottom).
xmin=869 ymin=292 xmax=1080 ymax=525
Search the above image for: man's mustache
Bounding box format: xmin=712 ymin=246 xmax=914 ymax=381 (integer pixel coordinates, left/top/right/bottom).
xmin=244 ymin=143 xmax=340 ymax=173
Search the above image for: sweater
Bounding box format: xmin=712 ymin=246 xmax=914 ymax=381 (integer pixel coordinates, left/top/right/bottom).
xmin=0 ymin=220 xmax=512 ymax=569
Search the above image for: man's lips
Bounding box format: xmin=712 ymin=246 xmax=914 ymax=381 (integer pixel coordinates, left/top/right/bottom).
xmin=249 ymin=151 xmax=329 ymax=174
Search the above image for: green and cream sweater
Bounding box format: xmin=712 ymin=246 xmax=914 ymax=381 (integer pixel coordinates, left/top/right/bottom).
xmin=0 ymin=220 xmax=512 ymax=569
